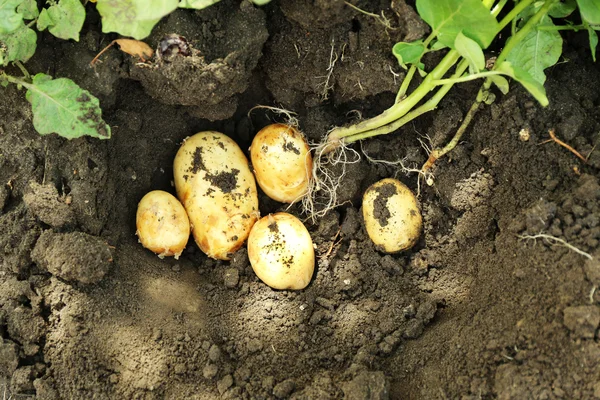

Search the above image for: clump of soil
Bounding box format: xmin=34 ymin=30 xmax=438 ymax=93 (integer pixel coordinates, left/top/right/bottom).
xmin=1 ymin=1 xmax=599 ymax=400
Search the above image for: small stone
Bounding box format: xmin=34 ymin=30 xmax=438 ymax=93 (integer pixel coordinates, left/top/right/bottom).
xmin=223 ymin=268 xmax=239 ymax=288
xmin=273 ymin=379 xmax=296 ymax=399
xmin=203 ymin=364 xmax=218 ymax=379
xmin=171 ymin=264 xmax=181 ymax=272
xmin=584 ymin=258 xmax=600 ymax=286
xmin=208 ymin=344 xmax=222 ymax=362
xmin=518 ymin=128 xmax=530 ymax=142
xmin=563 ymin=305 xmax=600 ymax=338
xmin=217 ymin=374 xmax=233 ymax=395
xmin=11 ymin=366 xmax=34 ymax=393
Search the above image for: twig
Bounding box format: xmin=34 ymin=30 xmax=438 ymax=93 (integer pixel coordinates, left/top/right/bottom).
xmin=544 ymin=128 xmax=588 ymax=163
xmin=90 ymin=40 xmax=117 ymax=66
xmin=518 ymin=233 xmax=593 ymax=260
xmin=591 ymin=286 xmax=597 ymax=304
xmin=320 ymin=228 xmax=342 ymax=259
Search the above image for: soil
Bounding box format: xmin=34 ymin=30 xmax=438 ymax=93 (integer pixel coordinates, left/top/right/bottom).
xmin=1 ymin=1 xmax=600 ymax=399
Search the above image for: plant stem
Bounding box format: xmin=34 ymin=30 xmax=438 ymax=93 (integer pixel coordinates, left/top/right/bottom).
xmin=422 ymin=0 xmax=556 ymax=172
xmin=434 ymin=70 xmax=505 ymax=85
xmin=538 ymin=24 xmax=586 ymax=31
xmin=344 ymin=59 xmax=470 ymax=144
xmin=1 ymin=73 xmax=35 ymax=90
xmin=14 ymin=61 xmax=30 ymax=79
xmin=327 ymin=50 xmax=461 ymax=143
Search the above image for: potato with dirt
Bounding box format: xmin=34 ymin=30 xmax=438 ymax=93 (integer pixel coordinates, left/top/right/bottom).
xmin=362 ymin=178 xmax=422 ymax=253
xmin=174 ymin=131 xmax=259 ymax=260
xmin=248 ymin=212 xmax=314 ymax=290
xmin=136 ymin=190 xmax=190 ymax=259
xmin=250 ymin=123 xmax=312 ymax=203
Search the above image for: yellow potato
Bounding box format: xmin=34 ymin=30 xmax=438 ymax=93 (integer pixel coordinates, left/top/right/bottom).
xmin=136 ymin=190 xmax=190 ymax=259
xmin=362 ymin=178 xmax=422 ymax=253
xmin=249 ymin=124 xmax=312 ymax=203
xmin=248 ymin=213 xmax=314 ymax=290
xmin=173 ymin=131 xmax=259 ymax=260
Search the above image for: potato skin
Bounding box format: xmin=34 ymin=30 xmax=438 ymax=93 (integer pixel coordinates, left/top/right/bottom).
xmin=362 ymin=178 xmax=422 ymax=253
xmin=136 ymin=190 xmax=190 ymax=259
xmin=249 ymin=124 xmax=312 ymax=203
xmin=173 ymin=131 xmax=259 ymax=260
xmin=248 ymin=213 xmax=315 ymax=290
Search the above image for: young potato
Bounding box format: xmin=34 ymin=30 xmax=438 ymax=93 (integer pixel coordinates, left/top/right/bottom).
xmin=248 ymin=213 xmax=315 ymax=290
xmin=362 ymin=178 xmax=422 ymax=253
xmin=173 ymin=131 xmax=259 ymax=260
xmin=249 ymin=123 xmax=312 ymax=203
xmin=136 ymin=190 xmax=190 ymax=259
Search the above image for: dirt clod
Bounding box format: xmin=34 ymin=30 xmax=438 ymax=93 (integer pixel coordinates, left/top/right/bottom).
xmin=31 ymin=231 xmax=112 ymax=284
xmin=563 ymin=305 xmax=600 ymax=339
xmin=342 ymin=371 xmax=389 ymax=400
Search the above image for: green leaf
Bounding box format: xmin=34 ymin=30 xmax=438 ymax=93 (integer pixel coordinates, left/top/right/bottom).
xmin=489 ymin=75 xmax=509 ymax=95
xmin=454 ymin=31 xmax=484 ymax=74
xmin=549 ymin=0 xmax=577 ymax=18
xmin=495 ymin=61 xmax=548 ymax=106
xmin=97 ymin=0 xmax=178 ymax=39
xmin=577 ymin=0 xmax=600 ymax=25
xmin=37 ymin=0 xmax=85 ymax=41
xmin=250 ymin=0 xmax=271 ymax=4
xmin=585 ymin=21 xmax=598 ymax=61
xmin=178 ymin=0 xmax=219 ymax=8
xmin=505 ymin=16 xmax=562 ymax=85
xmin=392 ymin=40 xmax=425 ymax=69
xmin=416 ymin=0 xmax=499 ymax=49
xmin=0 ymin=0 xmax=24 ymax=34
xmin=17 ymin=0 xmax=39 ymax=19
xmin=25 ymin=73 xmax=111 ymax=139
xmin=0 ymin=24 xmax=36 ymax=66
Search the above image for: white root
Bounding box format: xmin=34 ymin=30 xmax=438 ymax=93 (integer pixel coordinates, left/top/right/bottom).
xmin=518 ymin=233 xmax=593 ymax=260
xmin=247 ymin=105 xmax=300 ymax=128
xmin=302 ymin=136 xmax=361 ymax=222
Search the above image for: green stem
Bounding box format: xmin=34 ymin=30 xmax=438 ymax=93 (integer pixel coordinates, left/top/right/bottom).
xmin=328 ymin=50 xmax=461 ymax=142
xmin=14 ymin=61 xmax=30 ymax=79
xmin=344 ymin=59 xmax=470 ymax=144
xmin=1 ymin=73 xmax=35 ymax=90
xmin=434 ymin=70 xmax=505 ymax=86
xmin=538 ymin=24 xmax=586 ymax=31
xmin=396 ymin=30 xmax=438 ymax=102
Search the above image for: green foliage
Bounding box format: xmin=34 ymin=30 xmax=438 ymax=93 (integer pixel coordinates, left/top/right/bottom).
xmin=392 ymin=41 xmax=425 ymax=70
xmin=505 ymin=16 xmax=562 ymax=85
xmin=494 ymin=61 xmax=548 ymax=106
xmin=25 ymin=73 xmax=111 ymax=139
xmin=0 ymin=24 xmax=36 ymax=65
xmin=178 ymin=0 xmax=220 ymax=9
xmin=416 ymin=0 xmax=499 ymax=49
xmin=0 ymin=0 xmax=25 ymax=34
xmin=577 ymin=0 xmax=600 ymax=24
xmin=96 ymin=0 xmax=178 ymax=40
xmin=454 ymin=31 xmax=485 ymax=73
xmin=37 ymin=0 xmax=85 ymax=41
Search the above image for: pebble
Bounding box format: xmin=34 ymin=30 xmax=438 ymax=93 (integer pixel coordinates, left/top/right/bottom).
xmin=217 ymin=374 xmax=233 ymax=395
xmin=273 ymin=379 xmax=296 ymax=399
xmin=224 ymin=268 xmax=239 ymax=288
xmin=203 ymin=364 xmax=218 ymax=379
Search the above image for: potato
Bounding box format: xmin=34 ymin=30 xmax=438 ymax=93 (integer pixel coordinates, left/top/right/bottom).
xmin=248 ymin=213 xmax=315 ymax=290
xmin=136 ymin=190 xmax=190 ymax=259
xmin=249 ymin=123 xmax=312 ymax=203
xmin=173 ymin=131 xmax=259 ymax=260
xmin=362 ymin=178 xmax=422 ymax=253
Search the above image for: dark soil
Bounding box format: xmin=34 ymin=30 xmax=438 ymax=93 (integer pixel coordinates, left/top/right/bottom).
xmin=1 ymin=1 xmax=600 ymax=399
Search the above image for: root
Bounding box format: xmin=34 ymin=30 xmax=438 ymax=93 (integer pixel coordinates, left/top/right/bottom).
xmin=248 ymin=105 xmax=299 ymax=128
xmin=302 ymin=136 xmax=361 ymax=222
xmin=315 ymin=40 xmax=340 ymax=101
xmin=360 ymin=141 xmax=432 ymax=196
xmin=518 ymin=233 xmax=593 ymax=260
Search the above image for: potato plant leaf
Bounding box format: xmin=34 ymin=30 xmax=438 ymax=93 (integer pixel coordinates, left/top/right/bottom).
xmin=0 ymin=0 xmax=24 ymax=34
xmin=37 ymin=0 xmax=85 ymax=41
xmin=392 ymin=40 xmax=426 ymax=70
xmin=505 ymin=16 xmax=562 ymax=85
xmin=489 ymin=75 xmax=509 ymax=95
xmin=416 ymin=0 xmax=499 ymax=49
xmin=178 ymin=0 xmax=219 ymax=9
xmin=549 ymin=0 xmax=577 ymax=18
xmin=25 ymin=73 xmax=111 ymax=139
xmin=577 ymin=0 xmax=600 ymax=24
xmin=495 ymin=61 xmax=548 ymax=106
xmin=585 ymin=21 xmax=598 ymax=61
xmin=454 ymin=31 xmax=485 ymax=74
xmin=17 ymin=0 xmax=38 ymax=19
xmin=97 ymin=0 xmax=178 ymax=40
xmin=0 ymin=23 xmax=36 ymax=66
